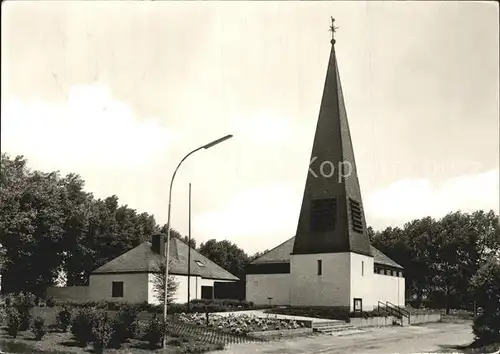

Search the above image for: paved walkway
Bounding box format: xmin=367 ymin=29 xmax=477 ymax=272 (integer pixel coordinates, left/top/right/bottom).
xmin=213 ymin=310 xmax=342 ymax=325
xmin=207 ymin=320 xmax=475 ymax=354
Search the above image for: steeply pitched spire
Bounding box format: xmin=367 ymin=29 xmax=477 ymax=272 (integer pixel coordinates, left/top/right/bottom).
xmin=292 ymin=20 xmax=372 ymax=257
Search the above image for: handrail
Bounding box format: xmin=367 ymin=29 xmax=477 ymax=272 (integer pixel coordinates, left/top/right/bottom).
xmin=386 ymin=301 xmax=411 ymax=325
xmin=379 ymin=301 xmax=399 ymax=318
xmin=386 ymin=301 xmax=410 ymax=318
xmin=377 ymin=301 xmax=389 ymax=316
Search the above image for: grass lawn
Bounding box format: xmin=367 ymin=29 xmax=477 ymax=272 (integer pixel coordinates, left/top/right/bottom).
xmin=0 ymin=326 xmax=224 ymax=354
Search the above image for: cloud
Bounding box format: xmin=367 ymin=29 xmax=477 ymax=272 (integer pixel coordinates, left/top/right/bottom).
xmin=1 ymin=83 xmax=174 ymax=171
xmin=193 ymin=184 xmax=300 ymax=254
xmin=230 ymin=112 xmax=298 ymax=147
xmin=364 ymin=168 xmax=500 ymax=229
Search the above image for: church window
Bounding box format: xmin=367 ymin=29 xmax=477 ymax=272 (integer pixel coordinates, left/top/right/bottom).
xmin=361 ymin=261 xmax=364 ymax=276
xmin=349 ymin=198 xmax=363 ymax=234
xmin=317 ymin=260 xmax=322 ymax=275
xmin=310 ymin=198 xmax=337 ymax=232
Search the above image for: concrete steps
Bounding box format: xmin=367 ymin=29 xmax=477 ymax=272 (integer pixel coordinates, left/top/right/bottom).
xmin=312 ymin=321 xmax=356 ymax=334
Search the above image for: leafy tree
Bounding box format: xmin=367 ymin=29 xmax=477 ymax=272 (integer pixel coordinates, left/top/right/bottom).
xmin=198 ymin=239 xmax=249 ymax=279
xmin=470 ymin=256 xmax=500 ymax=343
xmin=0 ymin=153 xmax=161 ymax=293
xmin=160 ymin=225 xmax=196 ymax=249
xmin=1 ymin=154 xmax=67 ymax=295
xmin=152 ymin=260 xmax=179 ymax=305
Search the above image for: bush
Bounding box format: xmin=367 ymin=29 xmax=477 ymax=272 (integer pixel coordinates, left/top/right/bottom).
xmin=473 ymin=311 xmax=500 ymax=343
xmin=182 ymin=342 xmax=224 ymax=353
xmin=10 ymin=292 xmax=36 ymax=331
xmin=0 ymin=306 xmax=6 ymax=326
xmin=56 ymin=306 xmax=72 ymax=332
xmin=31 ymin=316 xmax=47 ymax=340
xmin=143 ymin=314 xmax=164 ymax=348
xmin=92 ymin=311 xmax=114 ymax=354
xmin=109 ymin=304 xmax=140 ymax=348
xmin=71 ymin=307 xmax=98 ymax=346
xmin=46 ymin=297 xmax=56 ymax=308
xmin=7 ymin=307 xmax=21 ymax=338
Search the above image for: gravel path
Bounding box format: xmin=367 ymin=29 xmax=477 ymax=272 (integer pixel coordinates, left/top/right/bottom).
xmin=208 ymin=320 xmax=475 ymax=354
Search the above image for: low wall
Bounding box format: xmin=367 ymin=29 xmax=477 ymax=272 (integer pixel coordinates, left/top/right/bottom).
xmin=248 ymin=327 xmax=313 ymax=338
xmin=349 ymin=316 xmax=398 ymax=328
xmin=46 ymin=286 xmax=90 ymax=303
xmin=410 ymin=313 xmax=441 ymax=324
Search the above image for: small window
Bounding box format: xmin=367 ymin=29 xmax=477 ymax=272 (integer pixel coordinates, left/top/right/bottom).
xmin=361 ymin=261 xmax=364 ymax=276
xmin=112 ymin=281 xmax=124 ymax=298
xmin=194 ymin=260 xmax=205 ymax=267
xmin=317 ymin=260 xmax=322 ymax=275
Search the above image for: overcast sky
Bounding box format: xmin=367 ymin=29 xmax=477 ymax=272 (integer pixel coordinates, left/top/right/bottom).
xmin=2 ymin=1 xmax=499 ymax=255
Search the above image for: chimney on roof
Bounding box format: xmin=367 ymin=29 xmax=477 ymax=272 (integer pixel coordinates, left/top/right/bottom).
xmin=152 ymin=233 xmax=165 ymax=257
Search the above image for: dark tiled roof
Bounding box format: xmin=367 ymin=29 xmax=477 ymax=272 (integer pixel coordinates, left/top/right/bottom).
xmin=369 ymin=246 xmax=403 ymax=269
xmin=92 ymin=238 xmax=239 ymax=281
xmin=250 ymin=236 xmax=403 ymax=269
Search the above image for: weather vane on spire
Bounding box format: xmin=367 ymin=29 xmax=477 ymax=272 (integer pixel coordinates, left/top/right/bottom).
xmin=329 ymin=17 xmax=338 ymax=43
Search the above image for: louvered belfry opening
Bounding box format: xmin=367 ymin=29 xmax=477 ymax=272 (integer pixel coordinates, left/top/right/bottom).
xmin=310 ymin=198 xmax=337 ymax=233
xmin=349 ymin=198 xmax=363 ymax=234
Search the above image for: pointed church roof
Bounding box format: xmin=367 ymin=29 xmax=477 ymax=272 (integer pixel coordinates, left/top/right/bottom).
xmin=252 ymin=236 xmax=403 ymax=269
xmin=92 ymin=238 xmax=239 ymax=281
xmin=292 ymin=20 xmax=372 ymax=257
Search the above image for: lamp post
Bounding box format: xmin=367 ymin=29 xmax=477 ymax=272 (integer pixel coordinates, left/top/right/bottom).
xmin=187 ymin=182 xmax=192 ymax=312
xmin=162 ymin=134 xmax=233 ymax=349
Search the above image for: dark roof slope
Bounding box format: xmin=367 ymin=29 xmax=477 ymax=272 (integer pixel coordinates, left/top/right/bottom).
xmin=92 ymin=238 xmax=239 ymax=281
xmin=250 ymin=236 xmax=403 ymax=269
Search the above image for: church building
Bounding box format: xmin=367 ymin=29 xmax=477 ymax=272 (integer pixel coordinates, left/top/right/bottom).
xmin=246 ymin=21 xmax=405 ymax=312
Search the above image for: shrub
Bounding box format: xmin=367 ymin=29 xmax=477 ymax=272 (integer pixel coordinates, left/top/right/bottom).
xmin=0 ymin=306 xmax=6 ymax=326
xmin=31 ymin=316 xmax=47 ymax=341
xmin=182 ymin=342 xmax=223 ymax=353
xmin=143 ymin=314 xmax=164 ymax=348
xmin=7 ymin=307 xmax=21 ymax=338
xmin=108 ymin=304 xmax=140 ymax=348
xmin=11 ymin=292 xmax=36 ymax=331
xmin=56 ymin=306 xmax=72 ymax=332
xmin=473 ymin=311 xmax=500 ymax=343
xmin=167 ymin=338 xmax=183 ymax=347
xmin=46 ymin=297 xmax=56 ymax=308
xmin=71 ymin=307 xmax=98 ymax=346
xmin=91 ymin=311 xmax=114 ymax=354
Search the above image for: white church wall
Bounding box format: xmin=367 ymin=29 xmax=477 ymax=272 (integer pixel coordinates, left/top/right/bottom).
xmin=246 ymin=274 xmax=290 ymax=306
xmin=373 ymin=273 xmax=405 ymax=307
xmin=349 ymin=253 xmax=375 ymax=311
xmin=290 ymin=253 xmax=350 ymax=308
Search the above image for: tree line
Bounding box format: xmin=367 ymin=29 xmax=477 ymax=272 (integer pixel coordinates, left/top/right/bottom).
xmin=0 ymin=154 xmax=263 ymax=296
xmin=1 ymin=153 xmax=498 ymax=314
xmin=370 ymin=210 xmax=499 ymax=312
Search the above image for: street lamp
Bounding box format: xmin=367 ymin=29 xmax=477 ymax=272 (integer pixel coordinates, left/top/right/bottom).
xmin=162 ymin=134 xmax=233 ymax=348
